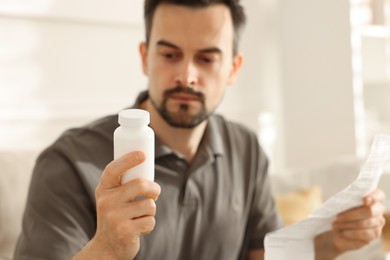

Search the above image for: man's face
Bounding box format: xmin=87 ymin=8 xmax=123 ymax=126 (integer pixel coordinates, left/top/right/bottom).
xmin=140 ymin=3 xmax=242 ymax=128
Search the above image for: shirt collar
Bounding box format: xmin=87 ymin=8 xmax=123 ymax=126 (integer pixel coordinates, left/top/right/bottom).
xmin=202 ymin=115 xmax=224 ymax=157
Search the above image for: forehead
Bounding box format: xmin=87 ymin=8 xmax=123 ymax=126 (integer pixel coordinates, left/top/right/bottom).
xmin=150 ymin=3 xmax=234 ymax=52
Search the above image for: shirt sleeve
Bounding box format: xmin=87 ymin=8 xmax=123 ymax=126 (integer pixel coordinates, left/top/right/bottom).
xmin=13 ymin=148 xmax=96 ymax=260
xmin=245 ymin=138 xmax=282 ymax=250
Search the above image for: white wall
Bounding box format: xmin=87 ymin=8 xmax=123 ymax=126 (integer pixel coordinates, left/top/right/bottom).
xmin=361 ymin=34 xmax=390 ymax=144
xmin=276 ymin=0 xmax=357 ymax=169
xmin=0 ymin=0 xmax=373 ymax=171
xmin=1 ymin=0 xmax=274 ymax=151
xmin=0 ymin=0 xmax=146 ymax=150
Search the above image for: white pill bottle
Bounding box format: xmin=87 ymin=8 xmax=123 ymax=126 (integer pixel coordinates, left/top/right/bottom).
xmin=114 ymin=109 xmax=155 ymax=184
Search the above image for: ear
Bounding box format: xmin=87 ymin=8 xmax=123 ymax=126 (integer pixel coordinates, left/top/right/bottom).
xmin=227 ymin=53 xmax=243 ymax=85
xmin=139 ymin=42 xmax=148 ymax=75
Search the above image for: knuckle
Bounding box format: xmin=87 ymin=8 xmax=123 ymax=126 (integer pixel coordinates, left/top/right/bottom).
xmin=154 ymin=183 xmax=162 ymax=197
xmin=96 ymin=196 xmax=110 ymax=213
xmin=370 ymin=203 xmax=385 ymax=216
xmin=145 ymin=198 xmax=156 ymax=208
xmin=95 ymin=185 xmax=102 ymax=196
xmin=144 ymin=199 xmax=157 ymax=215
xmin=103 ymin=164 xmax=114 ymax=177
xmin=373 ymin=227 xmax=382 ymax=238
xmin=141 ymin=217 xmax=156 ymax=234
xmin=134 ymin=178 xmax=149 ymax=193
xmin=378 ymin=203 xmax=385 ymax=214
xmin=149 ymin=217 xmax=156 ymax=230
xmin=368 ymin=205 xmax=377 ymax=216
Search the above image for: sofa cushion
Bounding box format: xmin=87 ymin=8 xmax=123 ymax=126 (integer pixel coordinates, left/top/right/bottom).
xmin=0 ymin=149 xmax=38 ymax=259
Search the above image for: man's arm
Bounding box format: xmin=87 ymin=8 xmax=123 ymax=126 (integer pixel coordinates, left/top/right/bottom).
xmin=73 ymin=151 xmax=161 ymax=260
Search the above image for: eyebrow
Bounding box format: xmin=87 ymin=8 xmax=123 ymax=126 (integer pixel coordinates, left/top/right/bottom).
xmin=156 ymin=40 xmax=222 ymax=55
xmin=157 ymin=40 xmax=179 ymax=49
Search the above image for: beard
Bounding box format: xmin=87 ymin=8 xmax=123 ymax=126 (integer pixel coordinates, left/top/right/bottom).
xmin=149 ymin=86 xmax=210 ymax=129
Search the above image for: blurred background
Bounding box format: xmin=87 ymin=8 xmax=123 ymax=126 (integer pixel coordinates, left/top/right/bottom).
xmin=1 ymin=1 xmax=390 ymax=259
xmin=0 ymin=0 xmax=389 ymax=171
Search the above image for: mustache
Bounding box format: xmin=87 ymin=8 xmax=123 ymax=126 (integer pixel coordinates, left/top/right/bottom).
xmin=163 ymin=86 xmax=205 ymax=101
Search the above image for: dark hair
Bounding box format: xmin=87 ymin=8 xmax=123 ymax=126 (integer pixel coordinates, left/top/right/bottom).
xmin=144 ymin=0 xmax=246 ymax=55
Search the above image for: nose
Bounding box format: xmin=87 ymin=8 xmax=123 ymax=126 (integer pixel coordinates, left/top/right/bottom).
xmin=174 ymin=59 xmax=198 ymax=87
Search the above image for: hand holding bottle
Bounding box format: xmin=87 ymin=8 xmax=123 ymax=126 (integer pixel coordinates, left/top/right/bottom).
xmin=73 ymin=151 xmax=161 ymax=260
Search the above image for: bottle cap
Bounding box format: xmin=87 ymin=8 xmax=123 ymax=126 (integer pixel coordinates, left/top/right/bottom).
xmin=118 ymin=109 xmax=150 ymax=127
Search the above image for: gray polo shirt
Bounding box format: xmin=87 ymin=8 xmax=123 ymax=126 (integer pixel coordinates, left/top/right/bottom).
xmin=14 ymin=92 xmax=281 ymax=260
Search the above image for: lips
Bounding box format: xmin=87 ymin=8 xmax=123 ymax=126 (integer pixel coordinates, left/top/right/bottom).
xmin=169 ymin=93 xmax=200 ymax=102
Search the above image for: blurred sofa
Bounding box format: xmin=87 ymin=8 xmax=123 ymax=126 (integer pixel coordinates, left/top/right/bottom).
xmin=1 ymin=149 xmax=389 ymax=260
xmin=0 ymin=149 xmax=37 ymax=260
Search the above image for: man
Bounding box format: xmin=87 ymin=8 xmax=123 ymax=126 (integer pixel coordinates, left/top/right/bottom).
xmin=15 ymin=0 xmax=385 ymax=259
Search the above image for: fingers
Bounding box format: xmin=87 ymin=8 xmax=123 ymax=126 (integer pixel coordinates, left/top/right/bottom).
xmin=328 ymin=189 xmax=387 ymax=255
xmin=96 ymin=179 xmax=161 ymax=219
xmin=333 ymin=215 xmax=385 ymax=230
xmin=129 ymin=198 xmax=157 ymax=219
xmin=332 ymin=197 xmax=386 ymax=251
xmin=100 ymin=179 xmax=161 ymax=205
xmin=121 ymin=178 xmax=161 ymax=201
xmin=132 ymin=216 xmax=156 ymax=235
xmin=94 ymin=185 xmax=159 ymax=247
xmin=334 ymin=223 xmax=384 ymax=244
xmin=97 ymin=195 xmax=157 ymax=219
xmin=333 ymin=214 xmax=385 ymax=244
xmin=99 ymin=151 xmax=146 ymax=190
xmin=336 ymin=202 xmax=385 ymax=222
xmin=90 ymin=152 xmax=159 ymax=259
xmin=336 ymin=189 xmax=386 ymax=221
xmin=364 ymin=189 xmax=386 ymax=205
xmin=330 ymin=217 xmax=384 ymax=253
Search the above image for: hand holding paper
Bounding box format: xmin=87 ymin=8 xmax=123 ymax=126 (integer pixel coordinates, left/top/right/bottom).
xmin=265 ymin=135 xmax=390 ymax=260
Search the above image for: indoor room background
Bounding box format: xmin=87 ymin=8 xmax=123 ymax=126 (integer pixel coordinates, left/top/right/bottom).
xmin=1 ymin=0 xmax=390 ymax=258
xmin=1 ymin=0 xmax=389 ymax=170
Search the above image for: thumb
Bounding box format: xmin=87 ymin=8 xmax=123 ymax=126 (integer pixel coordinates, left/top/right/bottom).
xmin=99 ymin=151 xmax=146 ymax=189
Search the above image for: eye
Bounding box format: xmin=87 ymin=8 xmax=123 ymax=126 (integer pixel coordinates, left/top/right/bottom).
xmin=198 ymin=55 xmax=214 ymax=63
xmin=161 ymin=52 xmax=180 ymax=61
xmin=163 ymin=53 xmax=174 ymax=59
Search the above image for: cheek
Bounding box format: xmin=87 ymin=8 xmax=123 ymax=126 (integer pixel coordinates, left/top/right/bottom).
xmin=150 ymin=61 xmax=175 ymax=85
xmin=147 ymin=65 xmax=177 ymax=106
xmin=204 ymin=68 xmax=230 ymax=91
xmin=148 ymin=62 xmax=170 ymax=89
xmin=204 ymin=81 xmax=227 ymax=107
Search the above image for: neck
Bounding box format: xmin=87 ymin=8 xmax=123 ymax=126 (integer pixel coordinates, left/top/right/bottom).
xmin=143 ymin=100 xmax=207 ymax=163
